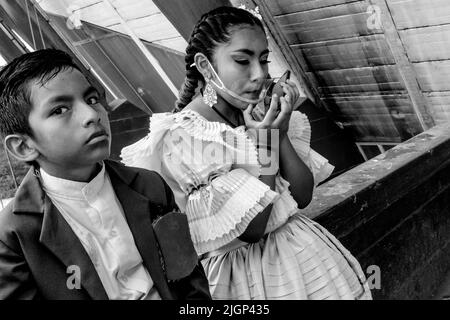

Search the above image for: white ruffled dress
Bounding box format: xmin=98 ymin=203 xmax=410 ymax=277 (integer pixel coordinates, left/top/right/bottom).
xmin=121 ymin=109 xmax=372 ymax=300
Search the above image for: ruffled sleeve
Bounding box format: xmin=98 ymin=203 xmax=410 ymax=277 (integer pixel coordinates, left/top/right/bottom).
xmin=187 ymin=168 xmax=278 ymax=255
xmin=121 ymin=110 xmax=279 ymax=255
xmin=120 ymin=112 xmax=173 ymax=173
xmin=287 ymin=111 xmax=335 ymax=186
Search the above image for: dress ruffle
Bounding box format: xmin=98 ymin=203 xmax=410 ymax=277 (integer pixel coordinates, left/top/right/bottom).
xmin=202 ymin=213 xmax=372 ymax=300
xmin=287 ymin=111 xmax=335 ymax=185
xmin=264 ymin=176 xmax=299 ymax=234
xmin=187 ymin=168 xmax=279 ymax=255
xmin=120 ymin=112 xmax=173 ymax=172
xmin=121 ymin=110 xmax=261 ymax=178
xmin=120 ymin=109 xmax=371 ymax=300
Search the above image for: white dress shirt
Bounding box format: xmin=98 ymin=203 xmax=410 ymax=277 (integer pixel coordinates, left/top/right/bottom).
xmin=40 ymin=164 xmax=161 ymax=300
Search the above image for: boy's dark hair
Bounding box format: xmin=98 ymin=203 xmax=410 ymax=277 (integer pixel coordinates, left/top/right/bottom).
xmin=0 ymin=48 xmax=81 ymax=138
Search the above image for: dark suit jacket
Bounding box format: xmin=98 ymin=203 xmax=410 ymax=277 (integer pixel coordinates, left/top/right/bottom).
xmin=0 ymin=160 xmax=211 ymax=300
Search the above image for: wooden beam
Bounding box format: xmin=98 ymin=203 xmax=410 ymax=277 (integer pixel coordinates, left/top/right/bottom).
xmin=371 ymin=0 xmax=435 ymax=130
xmin=72 ymin=32 xmax=117 ymax=47
xmin=254 ymin=0 xmax=328 ymax=110
xmin=102 ymin=0 xmax=178 ymax=97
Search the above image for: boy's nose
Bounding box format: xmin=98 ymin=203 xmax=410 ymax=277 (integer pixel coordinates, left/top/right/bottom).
xmin=81 ymin=103 xmax=101 ymax=127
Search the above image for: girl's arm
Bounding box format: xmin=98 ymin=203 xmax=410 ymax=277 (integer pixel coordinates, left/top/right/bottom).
xmin=276 ymin=80 xmax=314 ymax=208
xmin=239 ymin=98 xmax=286 ymax=243
xmin=238 ymin=152 xmax=276 ymax=243
xmin=278 ymin=135 xmax=313 ymax=208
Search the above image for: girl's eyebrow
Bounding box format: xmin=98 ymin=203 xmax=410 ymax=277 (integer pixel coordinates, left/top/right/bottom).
xmin=232 ymin=49 xmax=270 ymax=56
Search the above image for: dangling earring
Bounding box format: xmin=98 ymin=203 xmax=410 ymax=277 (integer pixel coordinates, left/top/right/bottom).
xmin=203 ymin=81 xmax=217 ymax=107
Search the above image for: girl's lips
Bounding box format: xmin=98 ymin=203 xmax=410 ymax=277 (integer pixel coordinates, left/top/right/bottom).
xmin=243 ymin=91 xmax=260 ymax=99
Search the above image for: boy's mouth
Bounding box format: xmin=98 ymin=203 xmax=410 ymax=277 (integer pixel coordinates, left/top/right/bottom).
xmin=86 ymin=129 xmax=109 ymax=144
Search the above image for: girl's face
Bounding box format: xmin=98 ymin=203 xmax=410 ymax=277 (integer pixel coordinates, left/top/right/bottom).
xmin=211 ymin=25 xmax=270 ymax=109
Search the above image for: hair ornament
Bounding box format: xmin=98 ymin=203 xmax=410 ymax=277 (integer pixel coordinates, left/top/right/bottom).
xmin=237 ymin=4 xmax=262 ymax=20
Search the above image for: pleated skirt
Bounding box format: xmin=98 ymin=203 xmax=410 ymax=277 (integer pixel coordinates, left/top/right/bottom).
xmin=201 ymin=213 xmax=372 ymax=300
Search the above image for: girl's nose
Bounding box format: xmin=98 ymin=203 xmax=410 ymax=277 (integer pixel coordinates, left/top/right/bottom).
xmin=250 ymin=62 xmax=266 ymax=82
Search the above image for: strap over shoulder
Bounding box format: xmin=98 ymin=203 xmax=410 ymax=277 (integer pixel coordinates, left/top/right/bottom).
xmin=152 ymin=212 xmax=198 ymax=281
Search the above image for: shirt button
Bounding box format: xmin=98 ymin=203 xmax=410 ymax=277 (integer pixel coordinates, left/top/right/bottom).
xmin=110 ymin=229 xmax=118 ymax=237
xmin=119 ymin=275 xmax=128 ymax=282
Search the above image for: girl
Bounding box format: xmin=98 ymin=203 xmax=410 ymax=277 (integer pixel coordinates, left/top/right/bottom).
xmin=121 ymin=6 xmax=372 ymax=300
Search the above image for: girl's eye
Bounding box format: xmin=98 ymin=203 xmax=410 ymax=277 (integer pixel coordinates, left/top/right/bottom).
xmin=235 ymin=59 xmax=249 ymax=65
xmin=87 ymin=96 xmax=99 ymax=105
xmin=51 ymin=106 xmax=69 ymax=116
xmin=261 ymin=60 xmax=271 ymax=65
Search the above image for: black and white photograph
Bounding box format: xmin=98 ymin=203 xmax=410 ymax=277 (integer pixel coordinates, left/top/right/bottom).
xmin=0 ymin=0 xmax=449 ymax=308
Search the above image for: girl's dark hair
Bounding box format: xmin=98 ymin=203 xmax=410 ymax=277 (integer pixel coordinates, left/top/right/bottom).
xmin=174 ymin=6 xmax=265 ymax=112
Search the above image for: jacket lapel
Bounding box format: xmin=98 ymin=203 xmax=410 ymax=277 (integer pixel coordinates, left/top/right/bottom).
xmin=107 ymin=162 xmax=173 ymax=300
xmin=14 ymin=167 xmax=108 ymax=299
xmin=39 ymin=190 xmax=109 ymax=300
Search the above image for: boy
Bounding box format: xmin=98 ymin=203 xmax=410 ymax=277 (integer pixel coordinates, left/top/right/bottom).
xmin=0 ymin=49 xmax=211 ymax=300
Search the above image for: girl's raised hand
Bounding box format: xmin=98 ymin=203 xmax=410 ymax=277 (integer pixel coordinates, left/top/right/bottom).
xmin=243 ymin=95 xmax=289 ymax=151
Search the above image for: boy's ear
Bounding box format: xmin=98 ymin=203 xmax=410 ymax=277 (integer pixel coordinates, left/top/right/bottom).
xmin=194 ymin=53 xmax=212 ymax=80
xmin=4 ymin=134 xmax=39 ymax=162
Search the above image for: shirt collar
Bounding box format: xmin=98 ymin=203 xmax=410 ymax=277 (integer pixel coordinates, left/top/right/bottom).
xmin=40 ymin=163 xmax=106 ymax=201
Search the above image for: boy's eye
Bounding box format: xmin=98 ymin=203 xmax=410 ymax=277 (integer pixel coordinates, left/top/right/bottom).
xmin=87 ymin=96 xmax=99 ymax=105
xmin=51 ymin=106 xmax=69 ymax=116
xmin=261 ymin=59 xmax=271 ymax=65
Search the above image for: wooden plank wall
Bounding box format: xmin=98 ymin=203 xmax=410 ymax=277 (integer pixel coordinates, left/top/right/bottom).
xmin=263 ymin=0 xmax=449 ymax=143
xmin=390 ymin=0 xmax=450 ymax=126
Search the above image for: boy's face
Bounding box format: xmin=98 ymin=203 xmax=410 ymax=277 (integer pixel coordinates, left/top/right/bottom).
xmin=27 ymin=68 xmax=111 ymax=175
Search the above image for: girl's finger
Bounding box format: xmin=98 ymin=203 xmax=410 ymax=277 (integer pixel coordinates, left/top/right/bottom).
xmin=243 ymin=104 xmax=257 ymax=126
xmin=281 ymin=83 xmax=297 ymax=107
xmin=285 ymin=80 xmax=300 ymax=99
xmin=273 ymin=96 xmax=291 ymax=127
xmin=263 ymin=94 xmax=279 ymax=124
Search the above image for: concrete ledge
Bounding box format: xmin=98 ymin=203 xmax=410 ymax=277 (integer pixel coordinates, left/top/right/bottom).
xmin=303 ymin=123 xmax=450 ymax=299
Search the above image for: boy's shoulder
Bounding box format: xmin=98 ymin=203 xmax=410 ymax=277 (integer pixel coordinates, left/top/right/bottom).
xmin=0 ymin=198 xmax=41 ymax=252
xmin=106 ymin=159 xmax=166 ymax=186
xmin=0 ymin=201 xmax=15 ymax=234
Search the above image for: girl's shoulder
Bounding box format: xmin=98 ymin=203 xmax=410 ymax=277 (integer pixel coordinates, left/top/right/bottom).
xmin=152 ymin=109 xmax=235 ymax=142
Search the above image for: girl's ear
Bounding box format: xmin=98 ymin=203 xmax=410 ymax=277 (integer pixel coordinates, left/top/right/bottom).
xmin=193 ymin=53 xmax=212 ymax=80
xmin=4 ymin=134 xmax=40 ymax=163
